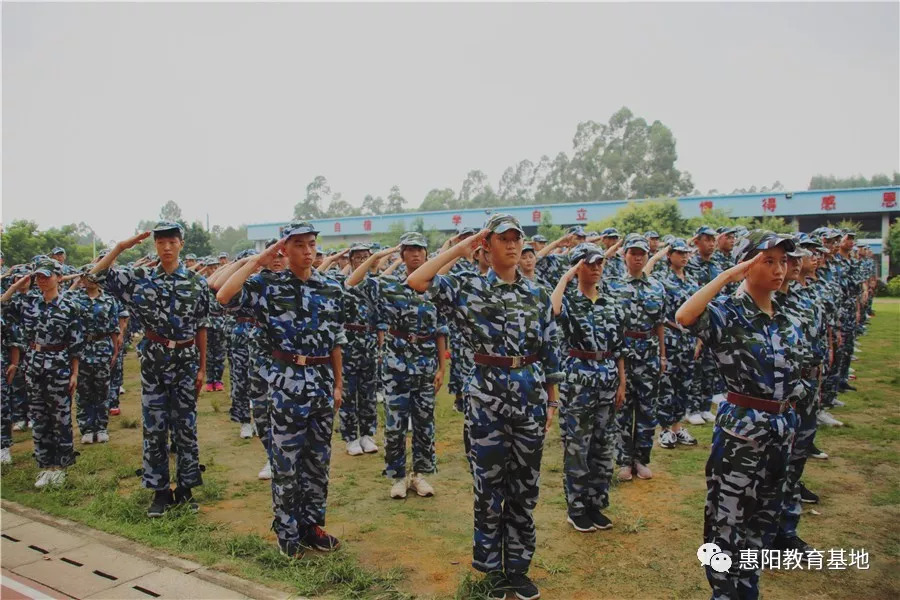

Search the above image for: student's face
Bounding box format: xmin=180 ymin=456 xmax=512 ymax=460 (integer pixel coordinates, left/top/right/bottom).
xmin=186 ymin=259 xmax=197 ymax=268
xmin=717 ymin=233 xmax=736 ymax=252
xmin=519 ymin=250 xmax=536 ymax=274
xmin=487 ymin=230 xmax=523 ymax=270
xmin=746 ymin=247 xmax=787 ymax=291
xmin=648 ymin=238 xmax=659 ymax=253
xmin=401 ymin=246 xmax=427 ymax=272
xmin=313 ymin=253 xmax=324 ymax=268
xmin=285 ymin=234 xmax=317 ymax=269
xmin=531 ymin=241 xmax=546 ymax=252
xmin=601 ymin=236 xmax=618 ymax=249
xmin=52 ymin=253 xmax=66 ymax=264
xmin=695 ymin=234 xmax=716 ymax=257
xmin=154 ymin=235 xmax=184 ymax=264
xmin=624 ymin=248 xmax=647 ymax=272
xmin=786 ymin=256 xmax=802 ymax=281
xmin=669 ymin=250 xmax=690 ymax=269
xmin=841 ymin=236 xmax=855 ymax=251
xmin=35 ymin=273 xmax=59 ymax=294
xmin=801 ymin=254 xmax=816 ymax=274
xmin=578 ymin=260 xmax=603 ymax=285
xmin=350 ymin=251 xmax=371 ymax=270
xmin=219 ymin=257 xmax=228 ymax=265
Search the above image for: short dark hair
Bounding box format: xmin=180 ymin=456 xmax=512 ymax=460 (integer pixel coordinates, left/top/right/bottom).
xmin=153 ymin=229 xmax=183 ymax=241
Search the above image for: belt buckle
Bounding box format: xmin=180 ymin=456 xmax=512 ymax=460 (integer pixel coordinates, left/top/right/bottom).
xmin=293 ymin=354 xmax=307 ymax=366
xmin=510 ymin=355 xmax=523 ymax=369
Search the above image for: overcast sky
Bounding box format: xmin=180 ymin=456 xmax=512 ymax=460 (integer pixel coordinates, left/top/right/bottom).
xmin=3 ymin=2 xmax=898 ymax=243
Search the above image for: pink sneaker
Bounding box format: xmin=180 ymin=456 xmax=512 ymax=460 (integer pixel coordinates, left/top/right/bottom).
xmin=206 ymin=383 xmax=215 ymax=393
xmin=214 ymin=382 xmax=225 ymax=392
xmin=109 ymin=408 xmax=121 ymax=416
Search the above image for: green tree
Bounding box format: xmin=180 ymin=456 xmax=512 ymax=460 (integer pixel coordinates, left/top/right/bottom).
xmin=458 ymin=170 xmax=498 ymax=208
xmin=159 ymin=200 xmax=183 ymax=222
xmin=886 ymin=220 xmax=900 ymax=267
xmin=294 ymin=175 xmax=330 ymax=219
xmin=361 ymin=194 xmax=385 ymax=216
xmin=419 ymin=188 xmax=457 ymax=211
xmin=385 ymin=185 xmax=407 ymax=214
xmin=537 ymin=212 xmax=565 ymax=241
xmin=587 ymin=199 xmax=690 ymax=238
xmin=183 ymin=221 xmax=213 ymax=257
xmin=808 ymin=173 xmax=900 ymax=190
xmin=323 ymin=193 xmax=358 ymax=218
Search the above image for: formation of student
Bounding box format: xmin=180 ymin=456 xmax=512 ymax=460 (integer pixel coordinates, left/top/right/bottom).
xmin=0 ymin=216 xmax=877 ymax=600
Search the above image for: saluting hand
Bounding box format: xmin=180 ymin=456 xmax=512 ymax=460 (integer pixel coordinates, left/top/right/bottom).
xmin=257 ymin=238 xmax=286 ymax=269
xmin=562 ymin=260 xmax=583 ymax=284
xmin=721 ymin=253 xmax=764 ymax=284
xmin=118 ymin=231 xmax=152 ymax=251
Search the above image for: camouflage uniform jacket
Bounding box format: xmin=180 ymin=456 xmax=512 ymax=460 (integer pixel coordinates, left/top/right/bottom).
xmin=606 ymin=273 xmax=666 ymax=360
xmin=67 ymin=289 xmax=120 ymax=364
xmin=12 ymin=292 xmax=85 ymax=368
xmin=557 ymin=285 xmax=624 ymax=388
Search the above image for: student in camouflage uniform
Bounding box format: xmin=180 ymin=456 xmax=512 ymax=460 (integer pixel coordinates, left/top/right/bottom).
xmin=50 ymin=247 xmax=79 ymax=276
xmin=218 ymin=222 xmax=345 ymax=557
xmin=834 ymin=230 xmax=863 ymax=394
xmin=644 ymin=231 xmax=668 ymax=277
xmin=551 ymin=243 xmax=625 ymax=533
xmin=599 ymin=228 xmax=624 ymax=280
xmin=645 ymin=239 xmax=700 ymax=450
xmin=70 ymin=268 xmax=121 ymax=444
xmin=90 ymin=222 xmax=210 ymax=517
xmin=333 ymin=243 xmax=380 ymax=456
xmin=606 ymin=234 xmax=666 ymax=481
xmin=346 ymin=233 xmax=447 ymax=500
xmin=1 ymin=304 xmax=19 ymax=464
xmin=2 ymin=258 xmax=85 ymax=488
xmin=677 ymin=230 xmax=802 ymax=600
xmin=811 ymin=227 xmax=844 ymax=427
xmin=5 ymin=266 xmax=34 ymax=431
xmin=203 ymin=271 xmax=228 ymax=395
xmin=407 ymin=214 xmax=562 ymax=600
xmin=535 ymin=230 xmax=581 ymax=287
xmin=686 ymin=225 xmax=725 ymax=426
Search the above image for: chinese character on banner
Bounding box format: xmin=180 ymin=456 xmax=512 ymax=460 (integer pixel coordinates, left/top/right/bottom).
xmin=827 ymin=548 xmax=847 ymax=570
xmin=700 ymin=201 xmax=714 ymax=214
xmin=452 ymin=214 xmax=462 ymax=226
xmin=576 ymin=208 xmax=587 ymax=221
xmin=363 ymin=219 xmax=372 ymax=232
xmin=532 ymin=210 xmax=542 ymax=223
xmin=334 ymin=222 xmax=341 ymax=233
xmin=783 ymin=550 xmax=804 ymax=570
xmin=761 ymin=549 xmax=782 ymax=570
xmin=883 ymin=191 xmax=897 ymax=208
xmin=821 ymin=195 xmax=837 ymax=211
xmin=806 ymin=549 xmax=824 ymax=571
xmin=738 ymin=549 xmax=759 ymax=571
xmin=849 ymin=549 xmax=870 ymax=570
xmin=762 ymin=197 xmax=777 ymax=213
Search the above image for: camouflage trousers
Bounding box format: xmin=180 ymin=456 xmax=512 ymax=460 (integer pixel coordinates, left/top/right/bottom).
xmin=205 ymin=327 xmax=227 ymax=384
xmin=228 ymin=330 xmax=252 ymax=424
xmin=249 ymin=352 xmax=271 ymax=451
xmin=692 ymin=346 xmax=724 ymax=414
xmin=26 ymin=359 xmax=75 ymax=468
xmin=139 ymin=343 xmax=203 ymax=491
xmin=383 ymin=373 xmax=436 ymax=479
xmin=779 ymin=378 xmax=820 ymax=539
xmin=559 ymin=382 xmax=616 ymax=517
xmin=107 ymin=344 xmax=126 ymax=409
xmin=657 ymin=332 xmax=696 ymax=428
xmin=468 ymin=399 xmax=546 ymax=575
xmin=75 ymin=360 xmax=112 ymax=434
xmin=268 ymin=391 xmax=334 ymax=548
xmin=616 ymin=355 xmax=659 ymax=466
xmin=448 ymin=334 xmax=474 ymax=397
xmin=821 ymin=350 xmax=839 ymax=410
xmin=836 ymin=325 xmax=856 ymax=386
xmin=704 ymin=403 xmax=795 ymax=600
xmin=338 ymin=352 xmax=377 ymax=442
xmin=10 ymin=365 xmax=28 ymax=423
xmin=1 ymin=374 xmax=12 ymax=449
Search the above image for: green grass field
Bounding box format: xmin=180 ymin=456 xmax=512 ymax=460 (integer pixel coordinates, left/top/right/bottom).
xmin=3 ymin=300 xmax=898 ymax=599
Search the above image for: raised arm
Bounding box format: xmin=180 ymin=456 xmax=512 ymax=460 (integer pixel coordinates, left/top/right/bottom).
xmin=406 ymin=230 xmax=488 ymax=293
xmin=346 ymin=245 xmax=399 ymax=288
xmin=536 ymin=233 xmax=575 ymax=260
xmin=89 ymin=231 xmax=152 ymax=275
xmin=317 ymin=248 xmax=350 ymax=273
xmin=207 ymin=257 xmax=252 ymax=290
xmin=676 ymin=254 xmax=762 ymax=327
xmin=604 ymin=238 xmax=624 ymax=260
xmin=217 ymin=240 xmax=284 ymax=305
xmin=551 ymin=261 xmax=581 ymax=316
xmin=643 ymin=245 xmax=669 ymax=276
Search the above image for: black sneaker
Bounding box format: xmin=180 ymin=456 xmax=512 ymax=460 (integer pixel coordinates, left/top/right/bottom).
xmin=839 ymin=383 xmax=857 ymax=392
xmin=808 ymin=444 xmax=829 ymax=460
xmin=302 ymin=525 xmax=340 ymax=552
xmin=508 ymin=573 xmax=540 ymax=600
xmin=774 ymin=534 xmax=812 ymax=554
xmin=483 ymin=571 xmax=509 ymax=600
xmin=566 ymin=513 xmax=597 ymax=532
xmin=587 ymin=508 xmax=613 ymax=530
xmin=799 ymin=482 xmax=819 ymax=504
xmin=147 ymin=489 xmax=173 ymax=518
xmin=277 ymin=538 xmax=303 ymax=559
xmin=454 ymin=395 xmax=465 ymax=413
xmin=173 ymin=486 xmax=199 ymax=513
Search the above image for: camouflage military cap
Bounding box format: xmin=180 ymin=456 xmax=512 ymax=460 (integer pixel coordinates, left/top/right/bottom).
xmin=31 ymin=254 xmax=49 ymax=263
xmin=667 ymin=238 xmax=695 ymax=253
xmin=185 ymin=253 xmax=197 ymax=260
xmin=236 ymin=249 xmax=258 ymax=259
xmin=202 ymin=257 xmax=219 ymax=266
xmin=622 ymin=234 xmax=650 ymax=253
xmin=218 ymin=252 xmax=229 ymax=259
xmin=585 ymin=231 xmax=599 ymax=238
xmin=458 ymin=227 xmax=477 ymax=236
xmin=734 ymin=225 xmax=750 ymax=237
xmin=9 ymin=265 xmax=31 ymax=278
xmin=569 ymin=242 xmax=604 ymax=265
xmin=521 ymin=243 xmax=535 ymax=255
xmin=842 ymin=229 xmax=856 ymax=238
xmin=643 ymin=230 xmax=660 ymax=239
xmin=152 ymin=221 xmax=184 ymax=238
xmin=79 ymin=264 xmax=102 ymax=283
xmin=818 ymin=227 xmax=841 ymax=239
xmin=33 ymin=258 xmax=62 ymax=277
xmin=736 ymin=230 xmax=796 ymax=262
xmin=566 ymin=225 xmax=587 ymax=237
xmin=795 ymin=232 xmax=826 ymax=252
xmin=485 ymin=213 xmax=524 ymax=235
xmin=51 ymin=246 xmax=66 ymax=255
xmin=694 ymin=225 xmax=717 ymax=238
xmin=530 ymin=234 xmax=548 ymax=243
xmin=600 ymin=227 xmax=620 ymax=238
xmin=716 ymin=226 xmax=737 ymax=235
xmin=661 ymin=234 xmax=676 ymax=245
xmin=349 ymin=243 xmax=371 ymax=256
xmin=399 ymin=232 xmax=428 ymax=248
xmin=281 ymin=220 xmax=320 ymax=239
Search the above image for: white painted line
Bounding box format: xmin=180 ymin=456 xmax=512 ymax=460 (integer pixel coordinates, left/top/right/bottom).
xmin=2 ymin=574 xmax=57 ymax=600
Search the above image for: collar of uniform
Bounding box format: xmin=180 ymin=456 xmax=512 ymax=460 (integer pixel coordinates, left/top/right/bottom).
xmin=283 ymin=268 xmax=326 ymax=286
xmin=735 ymin=289 xmax=785 ymax=322
xmin=152 ymin=262 xmax=190 ymax=279
xmin=572 ymin=285 xmax=603 ymax=304
xmin=486 ymin=268 xmax=523 ymax=288
xmin=623 ymin=272 xmax=648 ymax=284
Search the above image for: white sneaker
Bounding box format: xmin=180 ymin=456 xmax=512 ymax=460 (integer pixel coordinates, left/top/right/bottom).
xmin=34 ymin=471 xmax=52 ymax=488
xmin=239 ymin=423 xmax=254 ymax=439
xmin=701 ymin=411 xmax=716 ymax=423
xmin=258 ymin=461 xmax=272 ymax=480
xmin=48 ymin=470 xmax=66 ymax=487
xmin=817 ymin=411 xmax=844 ymax=427
xmin=376 ymin=392 xmax=385 ymax=404
xmin=687 ymin=413 xmax=706 ymax=426
xmin=96 ymin=430 xmax=110 ymax=443
xmin=409 ymin=473 xmax=435 ymax=497
xmin=711 ymin=393 xmax=727 ymax=406
xmin=360 ymin=435 xmax=379 ymax=454
xmin=658 ymin=429 xmax=677 ymax=449
xmin=81 ymin=433 xmax=94 ymax=444
xmin=676 ymin=428 xmax=698 ymax=446
xmin=13 ymin=421 xmax=26 ymax=432
xmin=390 ymin=477 xmax=408 ymax=499
xmin=0 ymin=448 xmax=11 ymax=464
xmin=346 ymin=439 xmax=364 ymax=456
xmin=119 ymin=386 xmax=126 ymax=394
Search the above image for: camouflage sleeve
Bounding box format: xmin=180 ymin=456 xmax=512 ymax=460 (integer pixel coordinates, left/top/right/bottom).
xmin=334 ymin=285 xmax=348 ymax=346
xmin=426 ymin=273 xmax=461 ymax=314
xmin=612 ymin=305 xmax=626 ymax=360
xmin=223 ymin=273 xmax=263 ymax=317
xmin=539 ymin=292 xmax=564 ymax=384
xmin=684 ymin=299 xmax=726 ymax=349
xmin=359 ymin=277 xmax=388 ymax=332
xmin=68 ymin=303 xmax=86 ymax=359
xmin=114 ymin=297 xmax=129 ymax=319
xmin=103 ymin=300 xmax=119 ymax=335
xmin=97 ymin=266 xmax=137 ymax=304
xmin=195 ymin=278 xmax=211 ymax=329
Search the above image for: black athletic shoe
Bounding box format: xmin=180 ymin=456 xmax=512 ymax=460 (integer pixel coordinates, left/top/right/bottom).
xmin=839 ymin=383 xmax=857 ymax=392
xmin=508 ymin=573 xmax=540 ymax=600
xmin=453 ymin=395 xmax=465 ymax=413
xmin=483 ymin=571 xmax=509 ymax=600
xmin=588 ymin=508 xmax=613 ymax=530
xmin=774 ymin=534 xmax=813 ymax=555
xmin=173 ymin=486 xmax=199 ymax=513
xmin=808 ymin=444 xmax=829 ymax=460
xmin=302 ymin=525 xmax=340 ymax=552
xmin=566 ymin=513 xmax=597 ymax=532
xmin=799 ymin=482 xmax=819 ymax=504
xmin=147 ymin=489 xmax=173 ymax=518
xmin=277 ymin=538 xmax=303 ymax=559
